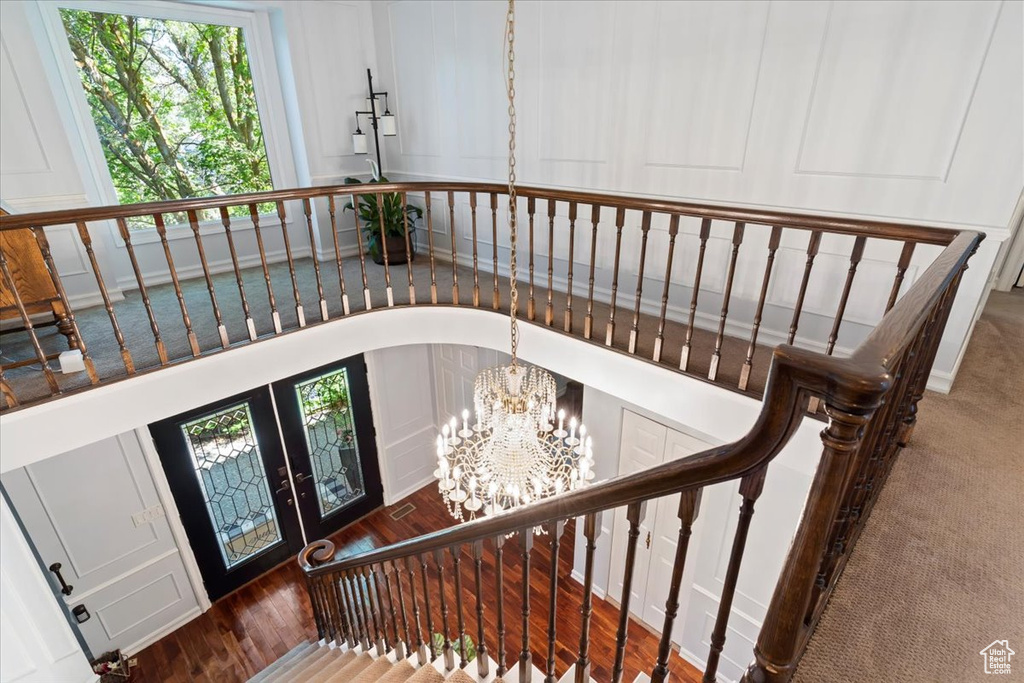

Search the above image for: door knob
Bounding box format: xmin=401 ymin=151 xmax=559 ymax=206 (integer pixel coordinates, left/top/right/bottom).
xmin=645 ymin=531 xmax=652 ymax=550
xmin=49 ymin=562 xmax=73 ymax=596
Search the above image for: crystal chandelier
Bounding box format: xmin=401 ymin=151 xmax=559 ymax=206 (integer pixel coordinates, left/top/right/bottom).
xmin=434 ymin=0 xmax=594 ymax=523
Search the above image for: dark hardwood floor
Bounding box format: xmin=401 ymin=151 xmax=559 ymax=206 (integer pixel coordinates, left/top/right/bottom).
xmin=132 ymin=485 xmax=702 ymax=682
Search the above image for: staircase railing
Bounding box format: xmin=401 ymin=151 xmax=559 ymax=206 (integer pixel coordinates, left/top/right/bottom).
xmin=296 ymin=227 xmax=979 ymax=681
xmin=2 ymin=181 xmax=959 ymax=411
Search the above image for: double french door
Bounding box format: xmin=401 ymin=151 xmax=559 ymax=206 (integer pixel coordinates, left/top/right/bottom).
xmin=150 ymin=355 xmax=382 ymax=600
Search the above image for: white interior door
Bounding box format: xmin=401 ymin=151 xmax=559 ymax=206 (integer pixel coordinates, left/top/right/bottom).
xmin=641 ymin=429 xmax=711 ymax=628
xmin=1 ymin=433 xmax=200 ymax=657
xmin=607 ymin=411 xmax=666 ymax=611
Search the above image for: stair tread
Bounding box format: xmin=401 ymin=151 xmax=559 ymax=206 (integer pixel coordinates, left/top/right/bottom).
xmin=405 ymin=663 xmax=447 ymax=683
xmin=326 ymin=652 xmax=375 ymax=681
xmin=267 ymin=645 xmax=335 ymax=682
xmin=350 ymin=656 xmax=394 ymax=683
xmin=305 ymin=648 xmax=358 ymax=683
xmin=247 ymin=641 xmax=312 ymax=683
xmin=377 ymin=660 xmax=417 ymax=683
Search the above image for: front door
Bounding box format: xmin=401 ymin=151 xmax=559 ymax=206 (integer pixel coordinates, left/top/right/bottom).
xmin=149 ymin=387 xmax=304 ymax=601
xmin=271 ymin=356 xmax=383 ymax=541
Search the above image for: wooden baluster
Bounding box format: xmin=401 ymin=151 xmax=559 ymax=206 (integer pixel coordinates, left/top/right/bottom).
xmin=448 ymin=191 xmax=460 ymax=304
xmin=491 ymin=192 xmax=501 ymax=310
xmin=680 ymin=218 xmax=712 ymax=371
xmin=565 ymin=201 xmax=577 ymax=331
xmin=528 ymin=197 xmax=537 ymax=320
xmin=452 ymin=546 xmax=468 ymax=669
xmin=0 ymin=366 xmax=18 ymax=409
xmin=703 ymin=468 xmax=767 ymax=683
xmin=606 ymin=207 xmax=626 ymax=346
xmin=247 ymin=205 xmax=282 ymax=333
xmin=808 ymin=236 xmax=867 ymax=412
xmin=406 ymin=556 xmax=429 ymax=664
xmin=393 ymin=561 xmax=412 ymax=659
xmin=612 ymin=502 xmax=646 ymax=683
xmin=383 ymin=563 xmax=404 ymax=659
xmin=351 ymin=195 xmax=373 ymax=311
xmin=320 ymin=576 xmax=339 ymax=643
xmin=709 ymin=222 xmax=745 ymax=381
xmin=425 ymin=192 xmax=438 ymax=304
xmin=314 ymin=577 xmax=332 ymax=642
xmin=347 ymin=570 xmax=371 ymax=651
xmin=574 ymin=513 xmax=602 ymax=683
xmin=326 ymin=196 xmax=351 ymax=316
xmin=472 ymin=540 xmax=490 ymax=678
xmin=494 ymin=535 xmax=507 ymax=677
xmin=153 ymin=214 xmax=201 ymax=357
xmin=374 ymin=193 xmax=395 ymax=307
xmin=584 ymin=205 xmax=600 ymax=339
xmin=75 ymin=220 xmax=133 ymax=373
xmin=218 ymin=208 xmax=258 ymax=340
xmin=434 ymin=548 xmax=455 ymax=670
xmin=401 ymin=192 xmax=416 ymax=305
xmin=653 ymin=215 xmax=680 ymax=362
xmin=787 ymin=230 xmax=822 ymax=345
xmin=518 ymin=529 xmax=534 ymax=683
xmin=470 ymin=192 xmax=481 ymax=306
xmin=366 ymin=565 xmax=385 ymax=655
xmin=308 ymin=576 xmax=326 ymax=641
xmin=544 ymin=520 xmax=566 ymax=683
xmin=301 ymin=199 xmax=329 ymax=321
xmin=739 ymin=226 xmax=782 ymax=391
xmin=116 ymin=218 xmax=168 ymax=363
xmin=340 ymin=572 xmax=359 ymax=647
xmin=546 ymin=199 xmax=556 ymax=326
xmin=885 ymin=241 xmax=916 ymax=313
xmin=650 ymin=491 xmax=702 ymax=683
xmin=186 ymin=210 xmax=230 ymax=348
xmin=0 ymin=247 xmax=60 ymax=394
xmin=370 ymin=567 xmax=390 ymax=653
xmin=335 ymin=573 xmax=356 ymax=648
xmin=628 ymin=211 xmax=652 ymax=354
xmin=419 ymin=554 xmax=437 ymax=661
xmin=274 ymin=201 xmax=306 ymax=326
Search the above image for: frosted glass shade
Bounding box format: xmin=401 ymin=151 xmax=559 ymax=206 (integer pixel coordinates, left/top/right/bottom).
xmin=352 ymin=132 xmax=368 ymax=155
xmin=381 ymin=114 xmax=397 ymax=136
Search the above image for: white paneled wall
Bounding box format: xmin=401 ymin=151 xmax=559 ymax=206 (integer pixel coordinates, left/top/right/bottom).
xmin=373 ymin=0 xmax=1023 ymax=388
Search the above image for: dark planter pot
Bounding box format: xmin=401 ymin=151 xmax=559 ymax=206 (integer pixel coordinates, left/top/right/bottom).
xmin=370 ymin=234 xmax=416 ymax=265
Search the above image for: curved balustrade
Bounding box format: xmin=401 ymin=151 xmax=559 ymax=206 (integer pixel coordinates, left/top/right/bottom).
xmin=0 ymin=182 xmax=980 ymax=681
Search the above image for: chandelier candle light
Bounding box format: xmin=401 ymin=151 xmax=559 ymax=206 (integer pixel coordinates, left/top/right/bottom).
xmin=434 ymin=0 xmax=595 ymax=523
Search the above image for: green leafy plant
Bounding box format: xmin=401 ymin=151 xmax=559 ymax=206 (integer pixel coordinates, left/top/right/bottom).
xmin=431 ymin=633 xmax=476 ymax=662
xmin=343 ymin=174 xmax=422 ymax=261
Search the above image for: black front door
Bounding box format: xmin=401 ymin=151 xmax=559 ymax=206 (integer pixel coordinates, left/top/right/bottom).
xmin=149 ymin=386 xmax=304 ymax=600
xmin=272 ymin=355 xmax=383 ymax=541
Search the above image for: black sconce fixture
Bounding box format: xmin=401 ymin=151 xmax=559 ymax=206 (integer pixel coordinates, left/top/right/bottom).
xmin=352 ymin=68 xmax=397 ymax=171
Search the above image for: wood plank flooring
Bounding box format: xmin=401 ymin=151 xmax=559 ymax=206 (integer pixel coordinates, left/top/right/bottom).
xmin=131 ymin=485 xmax=703 ymax=683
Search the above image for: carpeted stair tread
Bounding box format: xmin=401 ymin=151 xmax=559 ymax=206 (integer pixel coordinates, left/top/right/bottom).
xmin=405 ymin=663 xmax=447 ymax=683
xmin=247 ymin=641 xmax=312 ymax=683
xmin=349 ymin=656 xmax=394 ymax=683
xmin=304 ymin=648 xmax=358 ymax=683
xmin=267 ymin=645 xmax=336 ymax=682
xmin=445 ymin=669 xmax=487 ymax=682
xmin=326 ymin=652 xmax=375 ymax=681
xmin=376 ymin=660 xmax=417 ymax=683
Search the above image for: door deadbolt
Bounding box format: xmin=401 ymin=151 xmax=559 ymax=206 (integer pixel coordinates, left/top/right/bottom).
xmin=645 ymin=531 xmax=652 ymax=550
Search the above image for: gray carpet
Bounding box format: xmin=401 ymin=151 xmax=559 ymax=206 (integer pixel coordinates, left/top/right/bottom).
xmin=794 ymin=289 xmax=1024 ymax=682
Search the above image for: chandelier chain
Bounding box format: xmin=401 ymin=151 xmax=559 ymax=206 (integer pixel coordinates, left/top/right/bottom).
xmin=505 ymin=0 xmax=519 ymax=368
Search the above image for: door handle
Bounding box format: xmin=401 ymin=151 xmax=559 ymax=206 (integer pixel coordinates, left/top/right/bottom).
xmin=275 ymin=480 xmax=294 ymax=506
xmin=645 ymin=531 xmax=652 ymax=550
xmin=49 ymin=562 xmax=73 ymax=596
xmin=294 ymin=473 xmax=312 ymax=484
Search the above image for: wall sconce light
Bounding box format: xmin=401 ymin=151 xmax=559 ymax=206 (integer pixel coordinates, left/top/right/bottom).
xmin=352 ymin=68 xmax=398 ymax=169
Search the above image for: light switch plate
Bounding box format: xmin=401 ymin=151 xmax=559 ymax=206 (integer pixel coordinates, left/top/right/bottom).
xmin=131 ymin=504 xmax=165 ymax=527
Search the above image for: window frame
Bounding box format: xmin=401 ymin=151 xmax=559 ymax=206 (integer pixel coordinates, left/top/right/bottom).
xmin=35 ymin=0 xmax=298 ymax=241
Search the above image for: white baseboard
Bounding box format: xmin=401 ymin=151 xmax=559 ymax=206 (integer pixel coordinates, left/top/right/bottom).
xmin=926 ymin=370 xmax=954 ymax=394
xmin=121 ymin=605 xmax=202 ymax=657
xmin=385 ymin=476 xmax=436 ymax=508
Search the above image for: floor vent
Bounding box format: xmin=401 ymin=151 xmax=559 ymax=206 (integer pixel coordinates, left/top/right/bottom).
xmin=389 ymin=503 xmax=416 ymax=520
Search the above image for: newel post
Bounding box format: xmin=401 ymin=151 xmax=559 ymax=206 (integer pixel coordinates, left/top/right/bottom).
xmin=742 ymin=397 xmax=877 ymax=683
xmin=299 ymin=540 xmax=337 ymax=643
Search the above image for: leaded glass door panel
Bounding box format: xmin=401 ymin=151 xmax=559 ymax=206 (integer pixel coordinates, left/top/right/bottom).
xmin=273 ymin=354 xmax=383 ymax=541
xmin=149 ymin=387 xmax=304 ymax=600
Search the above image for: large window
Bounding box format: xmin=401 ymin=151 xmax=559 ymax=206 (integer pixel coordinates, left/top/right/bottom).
xmin=59 ymin=9 xmax=273 ymax=210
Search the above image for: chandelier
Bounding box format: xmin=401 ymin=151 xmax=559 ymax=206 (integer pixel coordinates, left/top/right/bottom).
xmin=434 ymin=0 xmax=594 ymax=523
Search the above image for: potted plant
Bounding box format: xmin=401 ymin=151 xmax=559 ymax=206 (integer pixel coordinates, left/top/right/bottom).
xmin=344 ymin=161 xmax=422 ymax=265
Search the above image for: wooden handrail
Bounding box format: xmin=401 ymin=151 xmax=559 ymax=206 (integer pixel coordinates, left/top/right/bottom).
xmin=0 ymin=182 xmax=959 ymax=245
